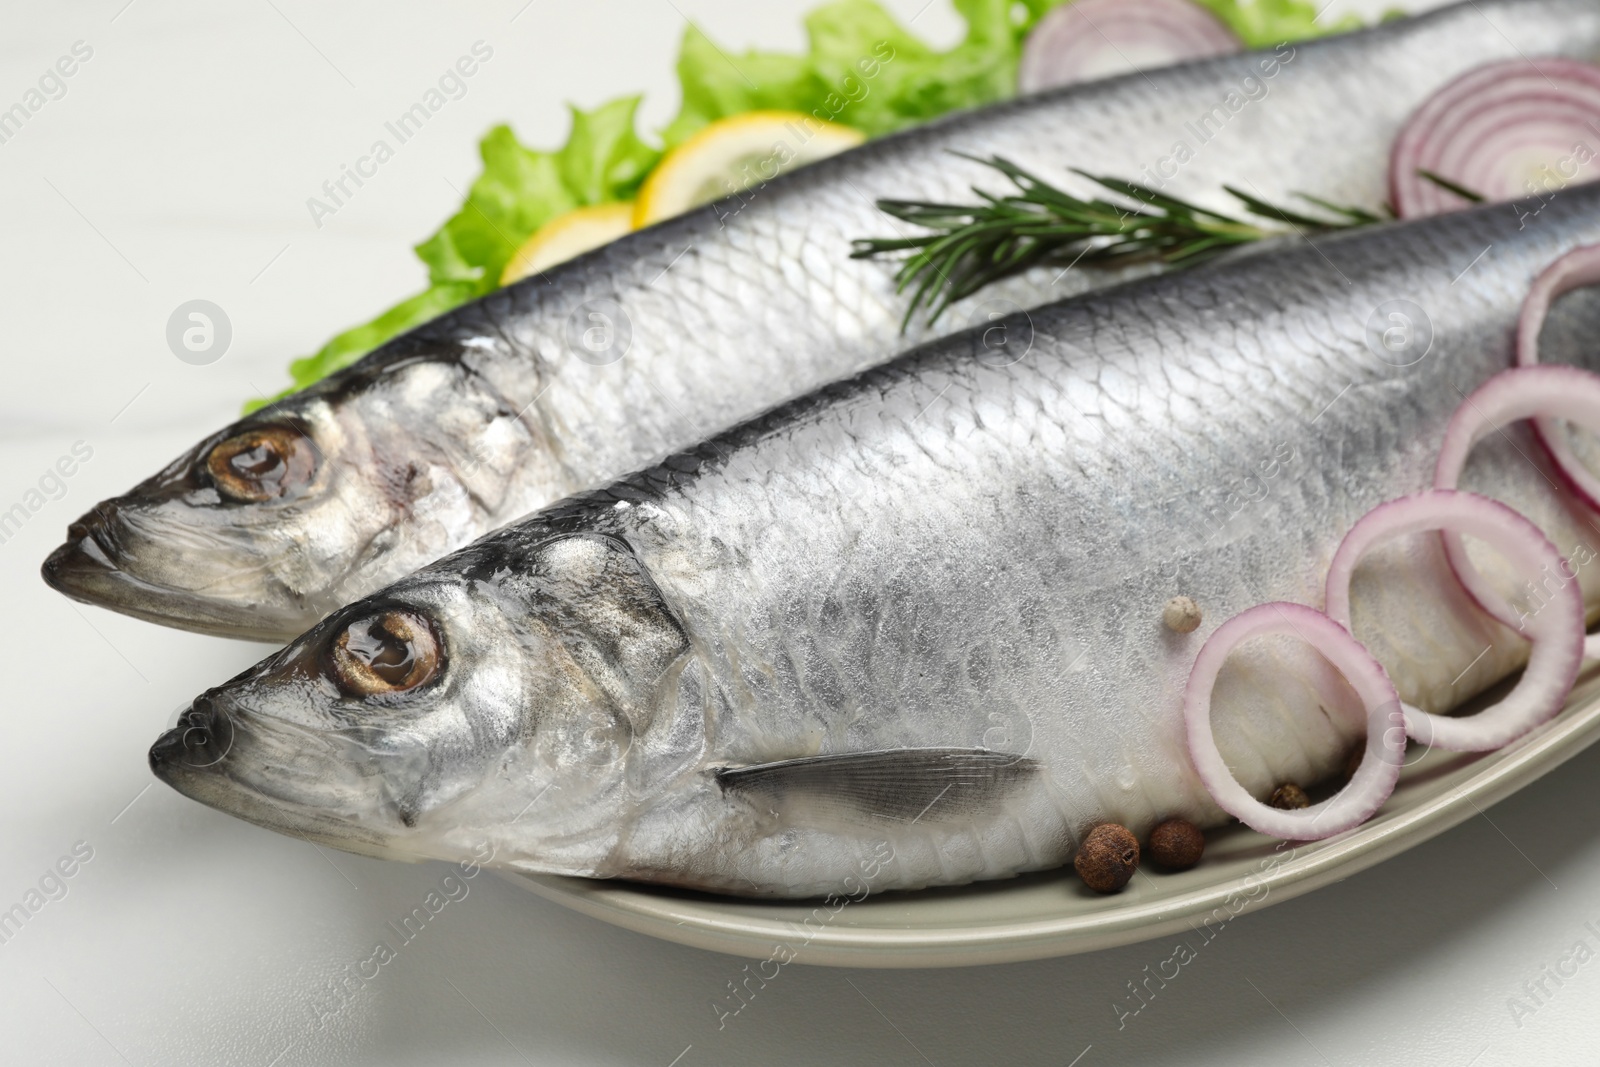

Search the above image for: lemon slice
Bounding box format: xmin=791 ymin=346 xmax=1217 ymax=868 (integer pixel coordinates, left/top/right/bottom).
xmin=634 ymin=111 xmax=865 ymax=228
xmin=501 ymin=201 xmax=635 ymax=285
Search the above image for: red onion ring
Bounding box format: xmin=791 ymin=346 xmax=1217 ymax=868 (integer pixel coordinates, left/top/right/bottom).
xmin=1018 ymin=0 xmax=1241 ymax=94
xmin=1324 ymin=491 xmax=1584 ymax=752
xmin=1389 ymin=58 xmax=1600 ymax=218
xmin=1435 ymin=365 xmax=1600 ymax=659
xmin=1518 ymin=245 xmax=1600 ymax=369
xmin=1183 ymin=602 xmax=1406 ymax=840
xmin=1516 ymin=245 xmax=1600 ymax=518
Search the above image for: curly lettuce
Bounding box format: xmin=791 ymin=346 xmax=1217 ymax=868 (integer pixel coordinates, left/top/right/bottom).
xmin=252 ymin=0 xmax=1381 ymax=409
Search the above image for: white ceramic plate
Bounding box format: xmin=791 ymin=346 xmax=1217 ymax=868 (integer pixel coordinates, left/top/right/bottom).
xmin=506 ymin=666 xmax=1600 ymax=968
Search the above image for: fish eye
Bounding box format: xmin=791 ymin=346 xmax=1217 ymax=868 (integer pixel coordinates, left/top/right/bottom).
xmin=328 ymin=610 xmax=442 ymax=697
xmin=205 ymin=426 xmax=316 ymax=503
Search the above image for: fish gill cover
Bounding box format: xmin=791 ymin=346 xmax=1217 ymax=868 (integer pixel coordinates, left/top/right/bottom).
xmin=249 ymin=0 xmax=1362 ymax=411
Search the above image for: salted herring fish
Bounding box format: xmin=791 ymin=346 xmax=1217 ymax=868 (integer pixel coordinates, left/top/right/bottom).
xmin=150 ymin=184 xmax=1600 ymax=897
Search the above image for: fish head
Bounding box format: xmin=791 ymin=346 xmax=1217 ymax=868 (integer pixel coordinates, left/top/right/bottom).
xmin=41 ymin=352 xmax=551 ymax=641
xmin=41 ymin=400 xmax=351 ymax=639
xmin=148 ymin=531 xmax=701 ymax=875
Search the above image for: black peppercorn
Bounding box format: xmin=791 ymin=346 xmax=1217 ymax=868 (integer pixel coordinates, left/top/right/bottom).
xmin=1147 ymin=817 xmax=1205 ymax=871
xmin=1074 ymin=823 xmax=1140 ymax=893
xmin=1269 ymin=782 xmax=1310 ymax=810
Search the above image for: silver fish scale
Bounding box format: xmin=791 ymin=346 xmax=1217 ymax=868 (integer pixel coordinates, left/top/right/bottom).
xmin=452 ymin=188 xmax=1600 ymax=891
xmin=420 ymin=0 xmax=1600 ymax=528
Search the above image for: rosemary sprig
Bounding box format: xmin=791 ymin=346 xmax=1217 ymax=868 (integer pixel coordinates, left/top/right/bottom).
xmin=851 ymin=156 xmax=1387 ymax=327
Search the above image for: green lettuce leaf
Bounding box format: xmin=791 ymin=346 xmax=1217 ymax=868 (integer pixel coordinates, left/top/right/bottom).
xmin=663 ymin=0 xmax=1028 ymax=145
xmin=1190 ymin=0 xmax=1364 ymax=48
xmin=416 ymin=98 xmax=658 ymax=291
xmin=659 ymin=28 xmax=820 ymax=148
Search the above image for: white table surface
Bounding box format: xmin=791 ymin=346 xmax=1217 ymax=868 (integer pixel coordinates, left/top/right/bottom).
xmin=7 ymin=1 xmax=1600 ymax=1064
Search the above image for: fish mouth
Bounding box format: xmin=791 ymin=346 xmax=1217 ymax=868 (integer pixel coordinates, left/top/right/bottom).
xmin=149 ymin=702 xmax=401 ymax=858
xmin=41 ymin=525 xmax=307 ymax=642
xmin=41 ymin=527 xmax=120 ymax=599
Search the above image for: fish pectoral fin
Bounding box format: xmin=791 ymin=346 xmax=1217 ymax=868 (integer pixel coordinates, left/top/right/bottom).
xmin=715 ymin=748 xmax=1038 ymax=827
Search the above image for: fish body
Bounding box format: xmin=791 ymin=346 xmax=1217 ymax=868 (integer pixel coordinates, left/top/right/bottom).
xmin=46 ymin=0 xmax=1600 ymax=640
xmin=153 ymin=185 xmax=1600 ymax=897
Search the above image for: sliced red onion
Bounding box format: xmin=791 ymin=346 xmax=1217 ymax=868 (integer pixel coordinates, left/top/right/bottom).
xmin=1324 ymin=491 xmax=1584 ymax=751
xmin=1389 ymin=57 xmax=1600 ymax=218
xmin=1435 ymin=365 xmax=1600 ymax=659
xmin=1515 ymin=246 xmax=1600 ymax=518
xmin=1018 ymin=0 xmax=1241 ymax=94
xmin=1517 ymin=245 xmax=1600 ymax=368
xmin=1183 ymin=602 xmax=1405 ymax=840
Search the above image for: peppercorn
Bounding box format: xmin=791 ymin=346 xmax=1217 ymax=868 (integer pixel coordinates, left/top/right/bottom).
xmin=1343 ymin=744 xmax=1363 ymax=782
xmin=1147 ymin=817 xmax=1205 ymax=871
xmin=1162 ymin=595 xmax=1202 ymax=634
xmin=1269 ymin=782 xmax=1310 ymax=809
xmin=1074 ymin=823 xmax=1140 ymax=893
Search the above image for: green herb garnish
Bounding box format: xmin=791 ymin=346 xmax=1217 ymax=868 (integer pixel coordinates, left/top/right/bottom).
xmin=1415 ymin=168 xmax=1485 ymax=204
xmin=852 ymin=156 xmax=1388 ymax=326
